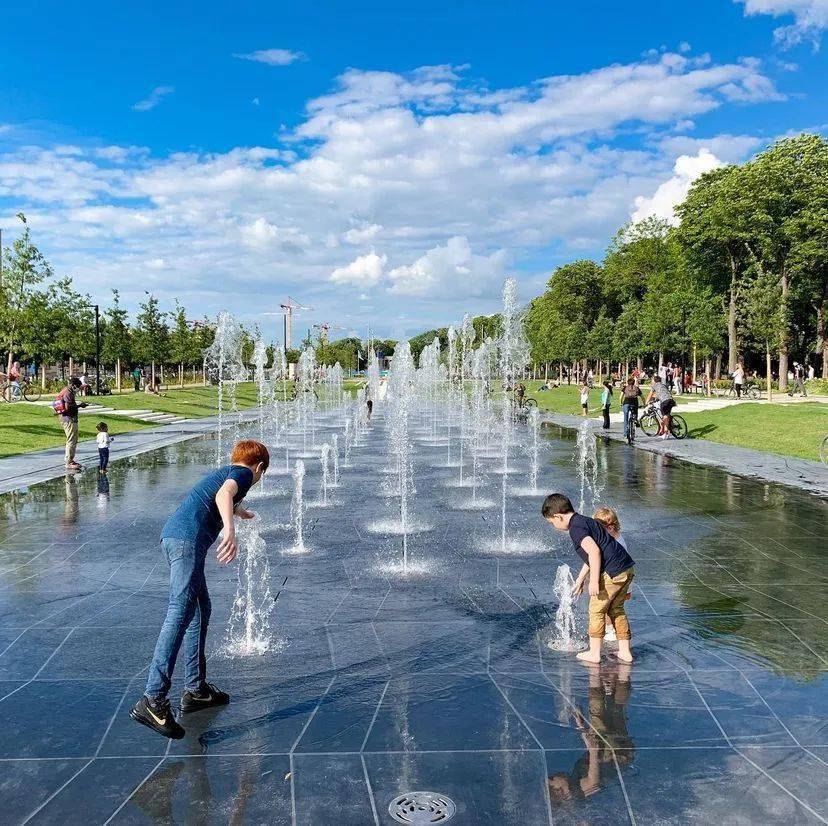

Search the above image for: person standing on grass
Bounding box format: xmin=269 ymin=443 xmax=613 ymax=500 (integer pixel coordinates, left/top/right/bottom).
xmin=132 ymin=366 xmax=142 ymax=392
xmin=600 ymin=381 xmax=613 ymax=430
xmin=732 ymin=360 xmax=745 ymax=398
xmin=130 ymin=439 xmax=269 ymax=740
xmin=579 ymin=380 xmax=590 ymax=417
xmin=53 ymin=377 xmax=88 ymax=470
xmin=788 ymin=362 xmax=807 ymax=397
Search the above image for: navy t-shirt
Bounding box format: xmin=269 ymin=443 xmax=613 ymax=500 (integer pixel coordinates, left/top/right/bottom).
xmin=568 ymin=514 xmax=634 ymax=577
xmin=161 ymin=465 xmax=254 ymax=550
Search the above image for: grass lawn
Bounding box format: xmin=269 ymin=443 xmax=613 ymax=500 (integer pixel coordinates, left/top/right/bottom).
xmin=99 ymin=383 xmax=261 ymax=418
xmin=0 ymin=404 xmax=151 ymax=458
xmin=680 ymin=403 xmax=828 ymax=462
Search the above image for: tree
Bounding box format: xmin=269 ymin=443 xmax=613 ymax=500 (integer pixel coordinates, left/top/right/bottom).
xmin=101 ymin=290 xmax=132 ymax=368
xmin=743 ymin=271 xmax=783 ymax=398
xmin=0 ymin=215 xmax=53 ymax=371
xmin=132 ymin=292 xmax=169 ymax=369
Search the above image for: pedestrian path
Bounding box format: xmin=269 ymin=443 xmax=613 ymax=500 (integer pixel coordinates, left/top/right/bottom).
xmin=541 ymin=411 xmax=828 ymax=498
xmin=30 ymin=399 xmax=188 ymax=425
xmin=0 ymin=408 xmax=262 ymax=495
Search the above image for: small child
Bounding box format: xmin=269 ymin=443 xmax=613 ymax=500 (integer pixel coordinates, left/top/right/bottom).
xmin=542 ymin=493 xmax=635 ymax=664
xmin=593 ymin=507 xmax=630 ymax=643
xmin=130 ymin=439 xmax=269 ymax=739
xmin=579 ymin=382 xmax=590 ymax=417
xmin=96 ymin=422 xmax=113 ymax=474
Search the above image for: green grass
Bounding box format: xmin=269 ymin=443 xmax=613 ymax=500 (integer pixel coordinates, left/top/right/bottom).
xmin=0 ymin=404 xmax=151 ymax=458
xmin=98 ymin=383 xmax=260 ymax=418
xmin=680 ymin=403 xmax=828 ymax=461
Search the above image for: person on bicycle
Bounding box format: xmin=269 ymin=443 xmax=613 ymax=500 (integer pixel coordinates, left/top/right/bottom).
xmin=8 ymin=361 xmax=22 ymax=399
xmin=646 ymin=376 xmax=675 ymax=439
xmin=620 ymin=377 xmax=642 ymax=440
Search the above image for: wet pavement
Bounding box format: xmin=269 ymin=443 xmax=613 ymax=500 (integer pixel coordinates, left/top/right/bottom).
xmin=0 ymin=411 xmax=827 ymax=824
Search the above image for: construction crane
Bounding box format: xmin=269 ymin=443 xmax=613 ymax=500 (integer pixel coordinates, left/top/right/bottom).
xmin=313 ymin=322 xmax=346 ymax=344
xmin=278 ymin=297 xmax=313 ymax=350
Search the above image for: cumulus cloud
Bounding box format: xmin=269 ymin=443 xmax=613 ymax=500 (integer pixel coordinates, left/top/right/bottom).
xmin=0 ymin=50 xmax=782 ymax=331
xmin=737 ymin=0 xmax=828 ymax=48
xmin=631 ymin=148 xmax=724 ymax=224
xmin=132 ymin=86 xmax=174 ymax=112
xmin=234 ymin=49 xmax=306 ymax=66
xmin=330 ymin=252 xmax=387 ymax=286
xmin=388 ymin=237 xmax=507 ymax=298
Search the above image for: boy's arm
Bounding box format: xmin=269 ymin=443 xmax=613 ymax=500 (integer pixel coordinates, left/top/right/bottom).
xmin=571 ymin=562 xmax=590 ymax=596
xmin=215 ymin=479 xmax=240 ymax=563
xmin=580 ymin=537 xmax=602 ymax=596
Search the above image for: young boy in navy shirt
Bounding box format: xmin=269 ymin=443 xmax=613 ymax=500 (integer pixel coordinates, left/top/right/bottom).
xmin=131 ymin=440 xmax=269 ymax=739
xmin=542 ymin=493 xmax=635 ymax=664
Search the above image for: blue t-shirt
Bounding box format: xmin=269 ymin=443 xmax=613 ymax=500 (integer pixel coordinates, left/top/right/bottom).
xmin=161 ymin=465 xmax=254 ymax=550
xmin=568 ymin=513 xmax=635 ymax=577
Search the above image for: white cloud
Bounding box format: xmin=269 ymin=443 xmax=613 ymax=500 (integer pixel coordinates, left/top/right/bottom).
xmin=631 ymin=148 xmax=724 ymax=224
xmin=234 ymin=49 xmax=306 ymax=66
xmin=330 ymin=252 xmax=387 ymax=286
xmin=0 ymin=51 xmax=782 ymax=332
xmin=737 ymin=0 xmax=828 ymax=48
xmin=343 ymin=223 xmax=382 ymax=244
xmin=132 ymin=86 xmax=174 ymax=112
xmin=388 ymin=237 xmax=507 ymax=298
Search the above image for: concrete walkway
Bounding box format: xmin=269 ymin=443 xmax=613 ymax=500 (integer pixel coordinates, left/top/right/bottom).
xmin=541 ymin=412 xmax=828 ymax=498
xmin=0 ymin=409 xmax=262 ymax=495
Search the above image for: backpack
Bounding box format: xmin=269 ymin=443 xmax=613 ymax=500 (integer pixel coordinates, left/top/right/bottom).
xmin=52 ymin=390 xmax=68 ymax=416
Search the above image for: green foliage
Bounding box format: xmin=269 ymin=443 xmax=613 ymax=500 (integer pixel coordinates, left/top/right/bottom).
xmin=131 ymin=292 xmax=169 ymax=366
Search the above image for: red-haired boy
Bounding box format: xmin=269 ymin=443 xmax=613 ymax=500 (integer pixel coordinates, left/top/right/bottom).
xmin=131 ymin=440 xmax=269 ymax=739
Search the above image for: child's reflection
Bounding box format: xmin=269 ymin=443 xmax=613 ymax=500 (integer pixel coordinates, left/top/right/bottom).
xmin=548 ymin=662 xmax=634 ymax=804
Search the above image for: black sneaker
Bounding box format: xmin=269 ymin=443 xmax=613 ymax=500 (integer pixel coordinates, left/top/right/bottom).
xmin=130 ymin=695 xmax=185 ymax=739
xmin=180 ymin=682 xmax=230 ymax=714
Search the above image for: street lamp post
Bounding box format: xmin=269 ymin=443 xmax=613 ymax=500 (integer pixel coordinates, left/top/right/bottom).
xmin=94 ymin=305 xmax=101 ymax=396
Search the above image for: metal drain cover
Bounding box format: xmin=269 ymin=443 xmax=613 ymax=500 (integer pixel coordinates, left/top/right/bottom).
xmin=388 ymin=791 xmax=456 ymax=824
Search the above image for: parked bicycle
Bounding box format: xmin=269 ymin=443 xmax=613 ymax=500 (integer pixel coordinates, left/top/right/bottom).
xmin=0 ymin=376 xmax=42 ymax=403
xmin=638 ymin=401 xmax=688 ymax=440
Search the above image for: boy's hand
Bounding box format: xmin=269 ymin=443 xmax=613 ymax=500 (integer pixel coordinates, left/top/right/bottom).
xmin=571 ymin=580 xmax=583 ymax=597
xmin=588 ymin=580 xmax=600 ymax=597
xmin=216 ymin=530 xmax=238 ymax=564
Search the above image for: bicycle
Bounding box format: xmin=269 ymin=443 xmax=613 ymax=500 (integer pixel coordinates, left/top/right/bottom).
xmin=724 ymin=381 xmax=760 ymax=400
xmin=1 ymin=376 xmax=42 ymax=403
xmin=638 ymin=401 xmax=688 ymax=440
xmin=624 ymin=408 xmax=637 ymax=445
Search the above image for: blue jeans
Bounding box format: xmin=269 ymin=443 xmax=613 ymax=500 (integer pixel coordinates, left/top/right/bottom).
xmin=622 ymin=404 xmax=636 ymax=436
xmin=145 ymin=538 xmax=212 ymax=699
xmin=98 ymin=447 xmax=109 ymax=470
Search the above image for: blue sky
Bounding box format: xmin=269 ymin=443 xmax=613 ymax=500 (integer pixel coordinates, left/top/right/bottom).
xmin=1 ymin=0 xmax=827 ymax=341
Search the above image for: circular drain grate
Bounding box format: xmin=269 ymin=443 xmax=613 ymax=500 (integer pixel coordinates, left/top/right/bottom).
xmin=388 ymin=791 xmax=456 ymax=824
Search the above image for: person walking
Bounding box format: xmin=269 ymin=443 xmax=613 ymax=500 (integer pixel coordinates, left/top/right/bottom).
xmin=600 ymin=381 xmax=613 ymax=430
xmin=53 ymin=377 xmax=88 ymax=470
xmin=788 ymin=362 xmax=807 ymax=397
xmin=132 ymin=366 xmax=142 ymax=392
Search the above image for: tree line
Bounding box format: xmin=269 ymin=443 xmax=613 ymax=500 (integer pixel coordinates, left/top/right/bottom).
xmin=524 ymin=134 xmax=828 ymax=389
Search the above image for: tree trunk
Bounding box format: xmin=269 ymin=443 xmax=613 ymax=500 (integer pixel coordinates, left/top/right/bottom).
xmin=69 ymin=356 xmax=74 ymax=378
xmin=778 ymin=269 xmax=789 ymax=391
xmin=203 ymin=358 xmax=207 ymax=387
xmin=817 ymin=301 xmax=828 ymax=379
xmin=692 ymin=345 xmax=697 ymax=384
xmin=180 ymin=363 xmax=184 ymax=388
xmin=714 ymin=353 xmax=722 ymax=385
xmin=658 ymin=352 xmax=664 ymax=370
xmin=727 ymin=253 xmax=739 ymax=373
xmin=766 ymin=341 xmax=773 ymax=402
xmin=636 ymin=355 xmax=642 ymax=372
xmin=151 ymin=361 xmax=156 ymax=388
xmin=40 ymin=364 xmax=46 ymax=390
xmin=116 ymin=358 xmax=121 ymax=393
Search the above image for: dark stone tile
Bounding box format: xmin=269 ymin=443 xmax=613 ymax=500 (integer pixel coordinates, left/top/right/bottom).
xmin=0 ymin=758 xmax=87 ymax=823
xmin=26 ymin=757 xmax=161 ymax=824
xmin=38 ymin=627 xmax=154 ymax=679
xmin=372 ymin=620 xmax=489 ymax=674
xmin=293 ymin=753 xmax=376 ymax=825
xmin=623 ymin=747 xmax=824 ymax=824
xmin=110 ymin=755 xmax=292 ymax=824
xmin=0 ymin=627 xmax=73 ymax=679
xmin=0 ymin=678 xmax=128 ymax=757
xmin=364 ymin=673 xmax=539 ymax=752
xmin=365 ymin=750 xmax=552 ymax=826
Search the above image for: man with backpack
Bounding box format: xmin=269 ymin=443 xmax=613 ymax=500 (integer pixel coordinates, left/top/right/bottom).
xmin=53 ymin=377 xmax=88 ymax=470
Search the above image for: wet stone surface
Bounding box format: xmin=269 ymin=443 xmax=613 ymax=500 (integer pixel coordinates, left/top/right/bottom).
xmin=0 ymin=410 xmax=827 ymax=824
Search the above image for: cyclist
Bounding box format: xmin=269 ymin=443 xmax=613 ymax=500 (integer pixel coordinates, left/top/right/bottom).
xmin=8 ymin=361 xmax=22 ymax=399
xmin=646 ymin=375 xmax=675 ymax=440
xmin=620 ymin=377 xmax=642 ymax=442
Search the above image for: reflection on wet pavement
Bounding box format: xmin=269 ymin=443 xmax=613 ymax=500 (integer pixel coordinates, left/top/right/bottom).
xmin=0 ymin=417 xmax=827 ymax=824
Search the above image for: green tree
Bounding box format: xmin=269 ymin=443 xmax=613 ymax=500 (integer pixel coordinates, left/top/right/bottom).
xmin=132 ymin=292 xmax=169 ymax=368
xmin=101 ymin=290 xmax=132 ymax=368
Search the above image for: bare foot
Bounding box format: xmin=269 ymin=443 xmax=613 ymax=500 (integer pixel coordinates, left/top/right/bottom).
xmin=576 ymin=651 xmax=601 ymax=664
xmin=610 ymin=651 xmax=634 ymax=663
